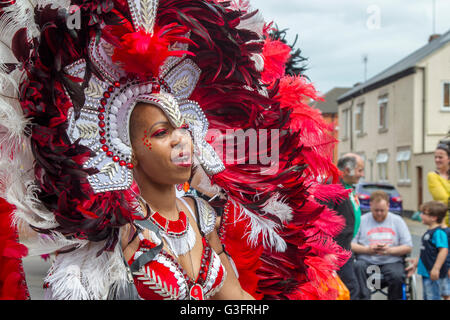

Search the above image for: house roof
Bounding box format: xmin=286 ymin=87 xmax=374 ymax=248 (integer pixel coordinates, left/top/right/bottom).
xmin=337 ymin=29 xmax=450 ymax=104
xmin=314 ymin=87 xmax=351 ymax=114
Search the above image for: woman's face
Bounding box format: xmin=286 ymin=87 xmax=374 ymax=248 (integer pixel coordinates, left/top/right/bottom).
xmin=130 ymin=103 xmax=193 ymax=186
xmin=434 ymin=149 xmax=449 ymax=171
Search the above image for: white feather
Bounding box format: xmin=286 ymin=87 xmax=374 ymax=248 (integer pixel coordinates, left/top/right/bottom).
xmin=0 ymin=96 xmax=29 ymax=157
xmin=19 ymin=228 xmax=86 ymax=257
xmin=1 ymin=0 xmax=40 ymax=39
xmin=231 ymin=199 xmax=287 ymax=252
xmin=0 ymin=156 xmax=59 ymax=234
xmin=44 ymin=240 xmax=128 ymax=300
xmin=237 ymin=10 xmax=265 ymax=37
xmin=262 ymin=193 xmax=293 ymax=223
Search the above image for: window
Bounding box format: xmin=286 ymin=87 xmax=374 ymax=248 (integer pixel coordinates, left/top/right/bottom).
xmin=396 ymin=148 xmax=411 ymax=184
xmin=355 ymin=103 xmax=364 ymax=135
xmin=443 ymin=82 xmax=450 ymax=110
xmin=341 ymin=108 xmax=351 ymax=140
xmin=376 ymin=151 xmax=389 ymax=182
xmin=378 ymin=95 xmax=388 ymax=130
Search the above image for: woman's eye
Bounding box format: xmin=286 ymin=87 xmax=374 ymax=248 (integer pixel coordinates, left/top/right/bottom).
xmin=151 ymin=129 xmax=168 ymax=137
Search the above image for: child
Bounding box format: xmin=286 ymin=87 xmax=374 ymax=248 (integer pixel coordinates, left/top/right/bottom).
xmin=406 ymin=201 xmax=449 ymax=300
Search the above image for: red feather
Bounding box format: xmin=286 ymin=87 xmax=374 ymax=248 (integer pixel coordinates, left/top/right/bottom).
xmin=260 ymin=38 xmax=291 ymax=84
xmin=0 ymin=198 xmax=29 ymax=300
xmin=111 ymin=23 xmax=194 ymax=78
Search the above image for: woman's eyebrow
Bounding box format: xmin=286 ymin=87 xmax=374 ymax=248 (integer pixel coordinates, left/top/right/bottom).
xmin=147 ymin=121 xmax=169 ymax=132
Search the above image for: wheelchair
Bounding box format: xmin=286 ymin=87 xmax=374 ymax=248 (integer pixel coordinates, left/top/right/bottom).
xmin=368 ymin=256 xmax=418 ymax=300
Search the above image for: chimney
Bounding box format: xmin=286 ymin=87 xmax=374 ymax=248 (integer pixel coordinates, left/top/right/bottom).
xmin=428 ymin=34 xmax=441 ymax=42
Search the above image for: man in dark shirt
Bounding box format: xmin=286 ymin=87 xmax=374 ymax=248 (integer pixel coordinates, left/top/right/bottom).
xmin=329 ymin=153 xmax=365 ymax=299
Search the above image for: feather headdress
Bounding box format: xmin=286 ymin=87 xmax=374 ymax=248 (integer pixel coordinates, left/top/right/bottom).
xmin=0 ymin=0 xmax=350 ymax=300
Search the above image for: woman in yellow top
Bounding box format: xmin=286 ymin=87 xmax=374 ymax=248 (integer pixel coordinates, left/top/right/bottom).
xmin=427 ymin=142 xmax=450 ymax=226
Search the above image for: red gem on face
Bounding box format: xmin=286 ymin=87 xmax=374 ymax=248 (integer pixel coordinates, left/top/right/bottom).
xmin=98 ymin=107 xmax=105 ymax=113
xmin=100 ymin=98 xmax=107 ymax=106
xmin=119 ymin=160 xmax=126 ymax=166
xmin=98 ymin=121 xmax=105 ymax=128
xmin=106 ymin=151 xmax=113 ymax=157
xmin=113 ymin=156 xmax=119 ymax=162
xmin=99 ymin=130 xmax=106 ymax=137
xmin=108 ymin=86 xmax=114 ymax=92
xmin=98 ymin=114 xmax=105 ymax=120
xmin=114 ymin=81 xmax=121 ymax=87
xmin=101 ymin=145 xmax=109 ymax=152
xmin=99 ymin=138 xmax=106 ymax=144
xmin=126 ymin=163 xmax=134 ymax=169
xmin=103 ymin=92 xmax=110 ymax=99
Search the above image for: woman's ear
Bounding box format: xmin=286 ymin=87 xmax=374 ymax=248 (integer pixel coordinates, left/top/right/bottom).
xmin=131 ymin=150 xmax=138 ymax=167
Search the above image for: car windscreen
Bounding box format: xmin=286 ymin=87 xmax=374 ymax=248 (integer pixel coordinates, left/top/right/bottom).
xmin=359 ymin=185 xmax=397 ymax=196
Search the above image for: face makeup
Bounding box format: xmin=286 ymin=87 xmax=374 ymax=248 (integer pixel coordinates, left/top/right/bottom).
xmin=142 ymin=130 xmax=152 ymax=150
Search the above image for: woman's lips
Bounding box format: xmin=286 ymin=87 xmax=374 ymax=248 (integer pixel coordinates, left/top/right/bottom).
xmin=172 ymin=151 xmax=191 ymax=167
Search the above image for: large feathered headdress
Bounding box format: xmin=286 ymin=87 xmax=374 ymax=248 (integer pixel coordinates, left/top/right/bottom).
xmin=0 ymin=0 xmax=350 ymax=300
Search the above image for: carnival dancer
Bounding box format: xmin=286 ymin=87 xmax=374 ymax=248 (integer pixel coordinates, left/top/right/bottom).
xmin=0 ymin=0 xmax=349 ymax=299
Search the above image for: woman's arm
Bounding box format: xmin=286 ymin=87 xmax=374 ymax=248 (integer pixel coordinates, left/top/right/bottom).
xmin=427 ymin=172 xmax=449 ymax=205
xmin=206 ymin=229 xmax=255 ymax=300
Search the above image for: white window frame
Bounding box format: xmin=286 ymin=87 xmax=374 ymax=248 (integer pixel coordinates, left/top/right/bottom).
xmin=354 ymin=102 xmax=364 ymax=135
xmin=376 ymin=151 xmax=389 ymax=182
xmin=442 ymin=81 xmax=450 ymax=111
xmin=396 ymin=148 xmax=411 ymax=184
xmin=378 ymin=95 xmax=388 ymax=130
xmin=341 ymin=108 xmax=351 ymax=140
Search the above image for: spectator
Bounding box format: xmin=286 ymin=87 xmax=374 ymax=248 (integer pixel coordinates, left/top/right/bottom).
xmin=427 ymin=142 xmax=450 ymax=227
xmin=406 ymin=201 xmax=449 ymax=300
xmin=328 ymin=153 xmax=364 ymax=299
xmin=352 ymin=190 xmax=412 ymax=300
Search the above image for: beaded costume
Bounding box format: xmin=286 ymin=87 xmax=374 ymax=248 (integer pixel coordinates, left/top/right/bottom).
xmin=0 ymin=0 xmax=350 ymax=300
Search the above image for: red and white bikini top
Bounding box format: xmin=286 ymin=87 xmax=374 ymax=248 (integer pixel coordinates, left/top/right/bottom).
xmin=128 ymin=196 xmax=227 ymax=300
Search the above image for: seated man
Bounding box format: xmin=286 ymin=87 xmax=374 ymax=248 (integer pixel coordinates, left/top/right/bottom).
xmin=352 ymin=190 xmax=413 ymax=300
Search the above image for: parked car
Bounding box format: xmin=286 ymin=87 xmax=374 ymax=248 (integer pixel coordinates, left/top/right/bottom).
xmin=355 ymin=182 xmax=403 ymax=215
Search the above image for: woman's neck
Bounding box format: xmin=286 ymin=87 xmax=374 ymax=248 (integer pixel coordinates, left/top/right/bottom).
xmin=437 ymin=166 xmax=449 ymax=178
xmin=138 ymin=180 xmax=179 ymax=220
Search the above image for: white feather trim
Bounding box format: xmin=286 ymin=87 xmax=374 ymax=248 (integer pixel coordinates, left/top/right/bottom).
xmin=237 ymin=10 xmax=265 ymax=37
xmin=44 ymin=240 xmax=128 ymax=300
xmin=261 ymin=193 xmax=293 ymax=223
xmin=0 ymin=97 xmax=30 ymax=158
xmin=0 ymin=158 xmax=59 ymax=231
xmin=20 ymin=230 xmax=86 ymax=257
xmin=250 ymin=53 xmax=264 ymax=72
xmin=1 ymin=1 xmax=40 ymax=39
xmin=231 ymin=199 xmax=287 ymax=252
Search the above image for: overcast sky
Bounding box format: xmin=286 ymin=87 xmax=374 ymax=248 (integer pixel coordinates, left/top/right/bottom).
xmin=252 ymin=0 xmax=450 ymax=95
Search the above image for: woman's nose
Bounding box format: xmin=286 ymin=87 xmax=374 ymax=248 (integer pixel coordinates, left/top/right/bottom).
xmin=171 ymin=128 xmax=189 ymax=147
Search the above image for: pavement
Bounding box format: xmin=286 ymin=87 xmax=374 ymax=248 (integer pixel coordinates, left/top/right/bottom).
xmin=21 ymin=217 xmax=428 ymax=300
